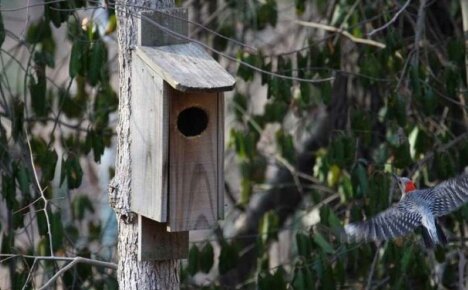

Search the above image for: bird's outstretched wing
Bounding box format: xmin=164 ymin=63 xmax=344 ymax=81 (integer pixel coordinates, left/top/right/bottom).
xmin=429 ymin=173 xmax=468 ymax=217
xmin=344 ymin=205 xmax=422 ymax=243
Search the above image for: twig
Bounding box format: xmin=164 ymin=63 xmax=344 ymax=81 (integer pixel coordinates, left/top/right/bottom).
xmin=0 ymin=254 xmax=116 ymax=289
xmin=458 ymin=250 xmax=466 ymax=290
xmin=409 ymin=132 xmax=468 ymax=176
xmin=367 ymin=0 xmax=411 ymax=37
xmin=411 ymin=0 xmax=427 ymax=75
xmin=134 ymin=12 xmax=334 ymax=83
xmin=21 ymin=258 xmax=38 ymax=290
xmin=295 ymin=20 xmax=386 ymax=49
xmin=0 ymin=254 xmax=117 ymax=268
xmin=25 ymin=137 xmax=54 ymax=256
xmin=365 ymin=243 xmax=383 ymax=290
xmin=38 ymin=256 xmax=116 ymax=290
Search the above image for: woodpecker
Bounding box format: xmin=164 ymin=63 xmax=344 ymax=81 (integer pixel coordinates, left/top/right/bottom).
xmin=344 ymin=172 xmax=468 ymax=248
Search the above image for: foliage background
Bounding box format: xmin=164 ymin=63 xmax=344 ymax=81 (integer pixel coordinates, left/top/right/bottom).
xmin=0 ymin=0 xmax=467 ymax=289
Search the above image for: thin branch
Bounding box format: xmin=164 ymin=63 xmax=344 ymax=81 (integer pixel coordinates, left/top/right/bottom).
xmin=0 ymin=254 xmax=116 ymax=267
xmin=411 ymin=0 xmax=427 ymax=68
xmin=409 ymin=132 xmax=468 ymax=176
xmin=134 ymin=12 xmax=334 ymax=83
xmin=25 ymin=136 xmax=54 ymax=256
xmin=0 ymin=253 xmax=117 ymax=289
xmin=458 ymin=250 xmax=466 ymax=290
xmin=38 ymin=256 xmax=116 ymax=290
xmin=367 ymin=0 xmax=412 ymax=37
xmin=295 ymin=20 xmax=386 ymax=49
xmin=21 ymin=258 xmax=38 ymax=290
xmin=365 ymin=243 xmax=384 ymax=290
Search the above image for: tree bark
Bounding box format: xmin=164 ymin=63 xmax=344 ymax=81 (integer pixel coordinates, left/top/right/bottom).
xmin=462 ymin=0 xmax=468 ymax=86
xmin=113 ymin=1 xmax=178 ymax=289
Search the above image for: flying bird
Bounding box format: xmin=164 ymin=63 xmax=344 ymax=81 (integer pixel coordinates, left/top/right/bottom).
xmin=344 ymin=172 xmax=468 ymax=248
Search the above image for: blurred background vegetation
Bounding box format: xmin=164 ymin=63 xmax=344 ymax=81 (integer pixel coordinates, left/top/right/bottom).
xmin=0 ymin=0 xmax=467 ymax=289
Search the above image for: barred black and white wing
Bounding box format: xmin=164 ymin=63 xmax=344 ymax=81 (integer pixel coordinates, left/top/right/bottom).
xmin=344 ymin=205 xmax=422 ymax=242
xmin=429 ymin=173 xmax=468 ymax=217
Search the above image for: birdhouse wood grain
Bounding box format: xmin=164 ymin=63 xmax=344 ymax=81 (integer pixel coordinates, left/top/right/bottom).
xmin=129 ymin=8 xmax=235 ymax=260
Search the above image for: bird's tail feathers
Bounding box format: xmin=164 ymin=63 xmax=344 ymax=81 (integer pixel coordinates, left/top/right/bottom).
xmin=435 ymin=221 xmax=447 ymax=245
xmin=421 ymin=227 xmax=434 ymax=248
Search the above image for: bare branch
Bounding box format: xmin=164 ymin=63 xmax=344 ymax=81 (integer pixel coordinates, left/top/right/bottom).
xmin=365 ymin=242 xmax=384 ymax=290
xmin=38 ymin=256 xmax=116 ymax=290
xmin=25 ymin=136 xmax=54 ymax=256
xmin=367 ymin=0 xmax=411 ymax=37
xmin=409 ymin=132 xmax=468 ymax=176
xmin=296 ymin=20 xmax=386 ymax=49
xmin=1 ymin=253 xmax=117 ymax=289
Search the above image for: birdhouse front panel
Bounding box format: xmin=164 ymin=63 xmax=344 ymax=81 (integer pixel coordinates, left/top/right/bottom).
xmin=167 ymin=86 xmax=224 ymax=232
xmin=130 ymin=55 xmax=168 ymax=223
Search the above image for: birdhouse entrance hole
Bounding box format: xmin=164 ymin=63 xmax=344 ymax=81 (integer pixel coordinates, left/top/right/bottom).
xmin=177 ymin=107 xmax=208 ymax=137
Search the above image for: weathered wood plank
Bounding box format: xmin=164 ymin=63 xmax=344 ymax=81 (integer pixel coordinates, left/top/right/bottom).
xmin=138 ymin=8 xmax=188 ymax=47
xmin=217 ymin=93 xmax=225 ymax=219
xmin=138 ymin=215 xmax=188 ymax=261
xmin=167 ymin=87 xmax=220 ymax=231
xmin=136 ymin=43 xmax=236 ymax=92
xmin=130 ymin=55 xmax=168 ymax=222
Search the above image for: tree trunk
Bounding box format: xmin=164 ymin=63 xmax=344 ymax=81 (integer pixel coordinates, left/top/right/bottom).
xmin=462 ymin=0 xmax=468 ymax=86
xmin=113 ymin=1 xmax=178 ymax=289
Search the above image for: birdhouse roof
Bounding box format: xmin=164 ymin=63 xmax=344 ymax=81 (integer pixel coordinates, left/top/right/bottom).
xmin=135 ymin=43 xmax=236 ymax=92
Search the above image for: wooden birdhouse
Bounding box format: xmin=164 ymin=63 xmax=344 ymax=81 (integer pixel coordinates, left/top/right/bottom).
xmin=129 ymin=9 xmax=235 ymax=260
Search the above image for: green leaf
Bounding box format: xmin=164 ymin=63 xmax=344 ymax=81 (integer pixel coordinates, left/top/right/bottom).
xmin=26 ymin=20 xmax=52 ymax=44
xmin=295 ymin=0 xmax=306 ymax=15
xmin=12 ymin=98 xmax=24 ymax=141
xmin=256 ymin=0 xmax=278 ymax=29
xmin=392 ymin=142 xmax=412 ymax=169
xmin=264 ymin=101 xmax=288 ymax=123
xmin=214 ymin=24 xmax=235 ymax=52
xmin=29 ymin=72 xmax=48 ymax=117
xmin=199 ymin=243 xmax=214 ymax=273
xmin=15 ymin=162 xmax=30 ymax=195
xmin=312 ymin=233 xmax=334 ymax=254
xmin=275 ymin=129 xmax=295 ymax=163
xmin=51 ymin=212 xmax=64 ymax=250
xmin=72 ymin=195 xmax=95 ymax=221
xmin=292 ymin=265 xmax=315 ymax=290
xmin=327 ymin=209 xmax=342 ymax=230
xmin=69 ymin=39 xmax=88 ymax=77
xmin=352 ymin=163 xmax=369 ymax=197
xmin=219 ymin=242 xmax=239 ymax=275
xmin=260 ymin=211 xmax=280 ymax=243
xmin=233 ymin=93 xmax=247 ymax=122
xmin=187 ymin=245 xmax=200 ymax=275
xmin=296 ymin=232 xmax=312 ymax=258
xmin=400 ymin=246 xmax=413 ymax=273
xmin=237 ymin=52 xmax=256 ymax=81
xmin=61 ymin=155 xmax=83 ymax=189
xmin=88 ymin=40 xmax=106 ymax=85
xmin=351 ymin=110 xmax=371 ymax=145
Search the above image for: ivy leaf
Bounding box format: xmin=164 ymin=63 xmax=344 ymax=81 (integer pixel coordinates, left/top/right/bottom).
xmin=292 ymin=263 xmax=315 ymax=290
xmin=29 ymin=72 xmax=48 ymax=118
xmin=313 ymin=233 xmax=334 ymax=254
xmin=199 ymin=243 xmax=214 ymax=273
xmin=219 ymin=242 xmax=239 ymax=275
xmin=260 ymin=211 xmax=280 ymax=243
xmin=187 ymin=245 xmax=200 ymax=275
xmin=51 ymin=212 xmax=64 ymax=251
xmin=296 ymin=232 xmax=312 ymax=258
xmin=88 ymin=40 xmax=106 ymax=85
xmin=72 ymin=195 xmax=95 ymax=221
xmin=61 ymin=155 xmax=83 ymax=189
